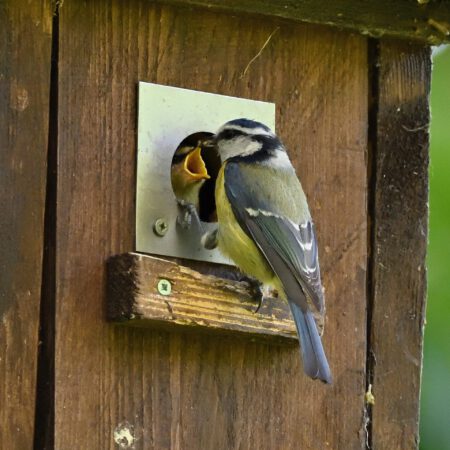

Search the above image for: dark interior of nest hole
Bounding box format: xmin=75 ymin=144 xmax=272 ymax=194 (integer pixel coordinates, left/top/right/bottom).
xmin=171 ymin=131 xmax=221 ymax=223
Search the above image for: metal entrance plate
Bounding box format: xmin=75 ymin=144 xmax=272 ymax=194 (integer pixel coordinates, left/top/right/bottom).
xmin=136 ymin=82 xmax=275 ymax=264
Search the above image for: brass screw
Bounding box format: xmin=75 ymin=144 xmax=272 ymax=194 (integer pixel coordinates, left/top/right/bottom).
xmin=157 ymin=279 xmax=172 ymax=296
xmin=153 ymin=218 xmax=168 ymax=237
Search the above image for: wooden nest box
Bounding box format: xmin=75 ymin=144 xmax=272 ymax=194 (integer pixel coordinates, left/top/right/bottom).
xmin=2 ymin=0 xmax=445 ymax=448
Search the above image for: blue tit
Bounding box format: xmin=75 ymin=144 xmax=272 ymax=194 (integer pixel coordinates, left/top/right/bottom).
xmin=171 ymin=142 xmax=210 ymax=228
xmin=209 ymin=118 xmax=332 ymax=384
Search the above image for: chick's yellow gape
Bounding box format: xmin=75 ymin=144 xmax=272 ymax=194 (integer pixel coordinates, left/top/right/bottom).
xmin=171 ymin=145 xmax=210 ymax=210
xmin=211 ymin=118 xmax=332 ymax=384
xmin=183 ymin=147 xmax=209 ymax=180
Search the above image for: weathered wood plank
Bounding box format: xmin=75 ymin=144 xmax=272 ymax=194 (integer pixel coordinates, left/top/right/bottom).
xmin=107 ymin=252 xmax=302 ymax=342
xmin=0 ymin=1 xmax=52 ymax=448
xmin=369 ymin=40 xmax=430 ymax=450
xmin=154 ymin=0 xmax=450 ymax=44
xmin=56 ymin=1 xmax=368 ymax=448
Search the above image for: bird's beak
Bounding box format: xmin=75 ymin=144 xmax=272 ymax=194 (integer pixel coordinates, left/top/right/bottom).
xmin=201 ymin=138 xmax=215 ymax=148
xmin=183 ymin=146 xmax=210 ymax=180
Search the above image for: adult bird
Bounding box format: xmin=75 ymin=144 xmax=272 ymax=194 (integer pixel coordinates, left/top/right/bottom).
xmin=204 ymin=118 xmax=332 ymax=383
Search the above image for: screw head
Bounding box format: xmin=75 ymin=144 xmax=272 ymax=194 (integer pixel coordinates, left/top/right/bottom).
xmin=153 ymin=218 xmax=168 ymax=236
xmin=157 ymin=279 xmax=172 ymax=296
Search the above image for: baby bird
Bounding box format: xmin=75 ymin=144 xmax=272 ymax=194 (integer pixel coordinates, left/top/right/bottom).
xmin=171 ymin=139 xmax=210 ymax=228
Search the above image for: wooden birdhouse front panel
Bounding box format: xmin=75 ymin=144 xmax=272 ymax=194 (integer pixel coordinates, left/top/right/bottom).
xmin=1 ymin=0 xmax=433 ymax=449
xmin=55 ymin=3 xmax=367 ymax=448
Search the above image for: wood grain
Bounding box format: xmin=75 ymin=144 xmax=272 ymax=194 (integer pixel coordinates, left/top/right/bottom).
xmin=154 ymin=0 xmax=450 ymax=44
xmin=107 ymin=252 xmax=303 ymax=342
xmin=56 ymin=1 xmax=368 ymax=448
xmin=369 ymin=40 xmax=430 ymax=450
xmin=0 ymin=1 xmax=52 ymax=448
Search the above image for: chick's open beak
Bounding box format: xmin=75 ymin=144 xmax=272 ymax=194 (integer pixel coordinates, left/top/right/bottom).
xmin=183 ymin=146 xmax=210 ymax=180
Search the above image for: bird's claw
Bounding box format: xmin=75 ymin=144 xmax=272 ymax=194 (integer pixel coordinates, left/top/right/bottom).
xmin=176 ymin=200 xmax=204 ymax=233
xmin=177 ymin=207 xmax=192 ymax=229
xmin=239 ymin=275 xmax=265 ymax=313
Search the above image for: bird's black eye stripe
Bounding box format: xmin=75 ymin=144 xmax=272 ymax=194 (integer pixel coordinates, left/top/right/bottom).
xmin=217 ymin=129 xmax=247 ymax=141
xmin=217 ymin=129 xmax=281 ymax=149
xmin=251 ymin=134 xmax=282 ymax=149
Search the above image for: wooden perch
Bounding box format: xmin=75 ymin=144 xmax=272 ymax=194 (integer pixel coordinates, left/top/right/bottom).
xmin=107 ymin=253 xmax=324 ymax=343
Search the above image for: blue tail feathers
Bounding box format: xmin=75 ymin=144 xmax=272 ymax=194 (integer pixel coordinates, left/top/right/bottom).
xmin=289 ymin=301 xmax=332 ymax=384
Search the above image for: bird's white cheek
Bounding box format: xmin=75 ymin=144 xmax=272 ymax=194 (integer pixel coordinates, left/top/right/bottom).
xmin=218 ymin=138 xmax=262 ymax=161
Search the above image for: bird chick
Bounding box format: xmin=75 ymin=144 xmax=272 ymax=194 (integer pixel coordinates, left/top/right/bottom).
xmin=171 ymin=142 xmax=210 ymax=228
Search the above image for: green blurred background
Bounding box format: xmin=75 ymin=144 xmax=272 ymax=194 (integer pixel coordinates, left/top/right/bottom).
xmin=420 ymin=46 xmax=450 ymax=450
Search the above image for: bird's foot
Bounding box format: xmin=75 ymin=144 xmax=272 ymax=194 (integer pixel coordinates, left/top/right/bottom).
xmin=177 ymin=207 xmax=192 ymax=229
xmin=176 ymin=200 xmax=204 ymax=233
xmin=239 ymin=275 xmax=265 ymax=313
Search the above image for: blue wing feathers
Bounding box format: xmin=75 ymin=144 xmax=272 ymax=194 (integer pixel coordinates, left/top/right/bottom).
xmin=224 ymin=161 xmax=332 ymax=383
